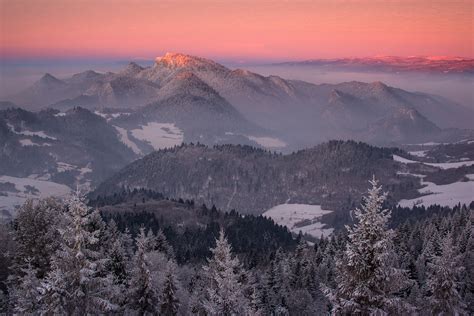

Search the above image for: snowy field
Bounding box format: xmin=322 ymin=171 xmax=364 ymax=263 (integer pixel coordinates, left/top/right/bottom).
xmin=0 ymin=175 xmax=71 ymax=213
xmin=247 ymin=136 xmax=287 ymax=149
xmin=131 ymin=122 xmax=183 ymax=150
xmin=409 ymin=150 xmax=427 ymax=157
xmin=263 ymin=203 xmax=333 ymax=238
xmin=393 ymin=154 xmax=474 ymax=169
xmin=398 ymin=174 xmax=474 ymax=208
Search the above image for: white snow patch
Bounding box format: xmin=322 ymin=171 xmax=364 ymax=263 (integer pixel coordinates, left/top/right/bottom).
xmin=247 ymin=136 xmax=287 ymax=148
xmin=406 ymin=142 xmax=444 ymax=146
xmin=54 ymin=112 xmax=66 ymax=117
xmin=424 ymin=160 xmax=474 ymax=169
xmin=393 ymin=154 xmax=474 ymax=169
xmin=19 ymin=139 xmax=38 ymax=146
xmin=95 ymin=111 xmax=131 ymax=121
xmin=19 ymin=139 xmax=51 ymax=147
xmin=114 ymin=126 xmax=142 ymax=155
xmin=398 ymin=174 xmax=474 ymax=208
xmin=94 ymin=111 xmax=108 ymax=119
xmin=396 ymin=171 xmax=424 ymax=178
xmin=7 ymin=123 xmax=57 ymax=140
xmin=56 ymin=162 xmax=76 ymax=172
xmin=409 ymin=150 xmax=427 ymax=157
xmin=263 ymin=203 xmax=333 ymax=238
xmin=131 ymin=122 xmax=183 ymax=150
xmin=0 ymin=176 xmax=71 ymax=213
xmin=393 ymin=155 xmax=418 ymax=164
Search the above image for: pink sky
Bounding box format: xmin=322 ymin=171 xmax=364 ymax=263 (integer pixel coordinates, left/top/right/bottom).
xmin=0 ymin=0 xmax=472 ymax=61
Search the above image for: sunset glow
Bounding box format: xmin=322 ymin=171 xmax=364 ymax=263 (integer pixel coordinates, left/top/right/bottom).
xmin=0 ymin=0 xmax=472 ymax=61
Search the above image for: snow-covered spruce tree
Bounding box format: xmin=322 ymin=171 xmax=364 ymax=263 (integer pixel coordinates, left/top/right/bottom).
xmin=126 ymin=227 xmax=160 ymax=315
xmin=264 ymin=248 xmax=290 ymax=313
xmin=156 ymin=228 xmax=175 ymax=259
xmin=322 ymin=176 xmax=413 ymax=315
xmin=426 ymin=232 xmax=467 ymax=314
xmin=12 ymin=198 xmax=65 ymax=278
xmin=160 ymin=264 xmax=180 ymax=316
xmin=201 ymin=229 xmax=249 ymax=315
xmin=248 ymin=285 xmax=264 ymax=316
xmin=463 ymin=227 xmax=474 ymax=313
xmin=11 ymin=260 xmax=42 ymax=314
xmin=39 ymin=194 xmax=117 ymax=314
xmin=103 ymin=220 xmax=131 ymax=287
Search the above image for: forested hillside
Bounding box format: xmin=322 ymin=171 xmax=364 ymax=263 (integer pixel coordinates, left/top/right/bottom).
xmin=93 ymin=141 xmax=420 ymax=215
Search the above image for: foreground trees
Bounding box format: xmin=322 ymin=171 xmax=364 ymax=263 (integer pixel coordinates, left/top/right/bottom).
xmin=1 ymin=178 xmax=472 ymax=315
xmin=201 ymin=229 xmax=249 ymax=315
xmin=37 ymin=195 xmax=117 ymax=314
xmin=323 ymin=177 xmax=413 ymax=314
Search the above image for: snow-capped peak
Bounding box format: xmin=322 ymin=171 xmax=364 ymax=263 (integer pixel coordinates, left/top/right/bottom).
xmin=154 ymin=52 xmax=227 ymax=72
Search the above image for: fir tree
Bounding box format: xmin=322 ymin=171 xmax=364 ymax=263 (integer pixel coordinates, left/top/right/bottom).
xmin=202 ymin=229 xmax=249 ymax=315
xmin=126 ymin=227 xmax=160 ymax=315
xmin=39 ymin=194 xmax=117 ymax=314
xmin=103 ymin=220 xmax=130 ymax=287
xmin=11 ymin=260 xmax=42 ymax=314
xmin=426 ymin=232 xmax=467 ymax=315
xmin=160 ymin=265 xmax=180 ymax=316
xmin=248 ymin=285 xmax=264 ymax=316
xmin=12 ymin=198 xmax=65 ymax=278
xmin=323 ymin=176 xmax=413 ymax=315
xmin=156 ymin=228 xmax=175 ymax=259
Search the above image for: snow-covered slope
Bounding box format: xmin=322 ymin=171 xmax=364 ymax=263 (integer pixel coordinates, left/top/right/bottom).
xmin=398 ymin=174 xmax=474 ymax=208
xmin=393 ymin=154 xmax=474 ymax=169
xmin=263 ymin=203 xmax=333 ymax=237
xmin=0 ymin=175 xmax=71 ymax=215
xmin=131 ymin=122 xmax=183 ymax=150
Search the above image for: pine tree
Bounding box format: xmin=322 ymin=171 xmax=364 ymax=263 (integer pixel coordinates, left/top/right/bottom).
xmin=126 ymin=227 xmax=160 ymax=315
xmin=426 ymin=232 xmax=467 ymax=314
xmin=323 ymin=176 xmax=413 ymax=315
xmin=160 ymin=265 xmax=180 ymax=316
xmin=39 ymin=194 xmax=117 ymax=314
xmin=202 ymin=229 xmax=249 ymax=315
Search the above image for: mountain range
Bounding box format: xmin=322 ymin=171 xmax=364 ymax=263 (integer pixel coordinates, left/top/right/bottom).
xmin=273 ymin=56 xmax=474 ymax=75
xmin=3 ymin=52 xmax=473 ymax=149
